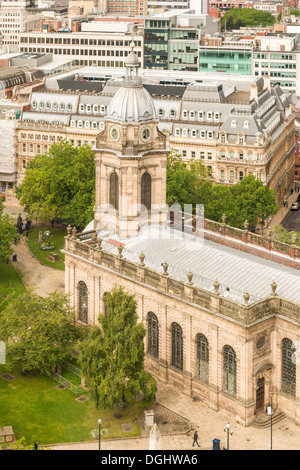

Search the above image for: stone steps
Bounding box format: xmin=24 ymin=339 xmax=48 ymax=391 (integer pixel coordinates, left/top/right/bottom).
xmin=251 ymin=411 xmax=286 ymax=429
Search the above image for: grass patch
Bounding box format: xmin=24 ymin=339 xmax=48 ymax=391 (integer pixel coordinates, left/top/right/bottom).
xmin=25 ymin=227 xmax=66 ymax=271
xmin=0 ymin=363 xmax=149 ymax=447
xmin=0 ymin=262 xmax=26 ymax=310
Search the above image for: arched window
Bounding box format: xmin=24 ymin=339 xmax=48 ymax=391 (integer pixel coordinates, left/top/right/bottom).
xmin=223 ymin=345 xmax=236 ymax=397
xmin=141 ymin=172 xmax=151 ymax=211
xmin=148 ymin=312 xmax=159 ymax=358
xmin=282 ymin=338 xmax=296 ymax=397
xmin=78 ymin=281 xmax=88 ymax=324
xmin=109 ymin=171 xmax=119 ymax=210
xmin=171 ymin=322 xmax=183 ymax=370
xmin=196 ymin=334 xmax=209 ymax=384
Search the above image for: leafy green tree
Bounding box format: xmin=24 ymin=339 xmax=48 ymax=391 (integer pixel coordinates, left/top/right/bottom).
xmin=222 ymin=8 xmax=275 ymax=30
xmin=202 ymin=183 xmax=243 ymax=228
xmin=0 ymin=291 xmax=81 ymax=375
xmin=271 ymin=225 xmax=300 ymax=246
xmin=231 ymin=175 xmax=277 ymax=229
xmin=166 ymin=150 xmax=210 ymax=208
xmin=0 ymin=199 xmax=18 ymax=263
xmin=16 ymin=140 xmax=95 ymax=228
xmin=78 ymin=286 xmax=156 ymax=416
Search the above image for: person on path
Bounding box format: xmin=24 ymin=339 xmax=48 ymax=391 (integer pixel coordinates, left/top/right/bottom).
xmin=192 ymin=430 xmax=200 ymax=447
xmin=34 ymin=441 xmax=39 ymax=450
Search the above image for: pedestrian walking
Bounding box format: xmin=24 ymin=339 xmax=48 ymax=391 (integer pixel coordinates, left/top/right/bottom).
xmin=192 ymin=430 xmax=200 ymax=447
xmin=34 ymin=441 xmax=39 ymax=450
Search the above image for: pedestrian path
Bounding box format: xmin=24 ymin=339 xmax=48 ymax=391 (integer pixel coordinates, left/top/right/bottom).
xmin=3 ymin=197 xmax=65 ymax=297
xmin=11 ymin=236 xmax=65 ymax=297
xmin=48 ymin=381 xmax=300 ymax=451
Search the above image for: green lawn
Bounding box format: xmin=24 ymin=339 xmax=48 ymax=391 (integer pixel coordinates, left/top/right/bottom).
xmin=0 ymin=364 xmax=147 ymax=447
xmin=0 ymin=263 xmax=26 ymax=310
xmin=25 ymin=226 xmax=66 ymax=271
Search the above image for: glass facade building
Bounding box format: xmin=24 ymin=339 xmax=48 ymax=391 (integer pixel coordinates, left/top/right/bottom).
xmin=144 ymin=18 xmax=200 ymax=71
xmin=199 ymin=49 xmax=252 ymax=75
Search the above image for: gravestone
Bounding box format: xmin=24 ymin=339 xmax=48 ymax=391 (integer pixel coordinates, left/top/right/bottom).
xmin=144 ymin=410 xmax=155 ymax=428
xmin=0 ymin=426 xmax=15 ymax=444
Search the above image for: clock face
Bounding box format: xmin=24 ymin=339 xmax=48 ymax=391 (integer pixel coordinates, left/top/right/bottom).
xmin=110 ymin=126 xmax=120 ymax=141
xmin=141 ymin=126 xmax=151 ymax=142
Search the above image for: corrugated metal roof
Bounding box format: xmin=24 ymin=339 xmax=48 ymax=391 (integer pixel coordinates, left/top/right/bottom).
xmin=101 ymin=226 xmax=300 ymax=305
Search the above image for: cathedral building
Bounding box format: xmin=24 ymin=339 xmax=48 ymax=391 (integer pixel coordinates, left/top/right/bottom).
xmin=63 ymin=46 xmax=300 ymax=427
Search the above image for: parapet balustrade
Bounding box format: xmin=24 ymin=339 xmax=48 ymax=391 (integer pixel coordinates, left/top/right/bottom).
xmin=64 ymin=224 xmax=300 ymax=327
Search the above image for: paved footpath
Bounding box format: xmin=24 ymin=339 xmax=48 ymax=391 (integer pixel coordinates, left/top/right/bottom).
xmin=3 ymin=197 xmax=65 ymax=297
xmin=49 ymin=381 xmax=300 ymax=451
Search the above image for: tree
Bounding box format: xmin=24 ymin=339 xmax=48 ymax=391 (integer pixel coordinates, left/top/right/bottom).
xmin=271 ymin=225 xmax=300 ymax=246
xmin=166 ymin=150 xmax=210 ymax=209
xmin=16 ymin=140 xmax=95 ymax=228
xmin=231 ymin=175 xmax=277 ymax=229
xmin=0 ymin=291 xmax=82 ymax=375
xmin=0 ymin=199 xmax=18 ymax=264
xmin=222 ymin=9 xmax=275 ymax=30
xmin=202 ymin=183 xmax=243 ymax=228
xmin=78 ymin=286 xmax=156 ymax=416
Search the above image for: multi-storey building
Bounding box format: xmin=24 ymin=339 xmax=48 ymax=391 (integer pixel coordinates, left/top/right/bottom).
xmin=144 ymin=9 xmax=220 ymax=71
xmin=0 ymin=0 xmax=42 ymax=52
xmin=16 ymin=64 xmax=295 ymax=206
xmin=199 ymin=34 xmax=253 ymax=75
xmin=19 ymin=27 xmax=144 ymax=68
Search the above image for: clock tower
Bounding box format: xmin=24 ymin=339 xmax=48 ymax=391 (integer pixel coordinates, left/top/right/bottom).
xmin=94 ymin=43 xmax=168 ymax=239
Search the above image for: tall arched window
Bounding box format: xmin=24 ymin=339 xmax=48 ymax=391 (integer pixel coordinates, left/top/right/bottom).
xmin=223 ymin=345 xmax=236 ymax=397
xmin=78 ymin=281 xmax=88 ymax=324
xmin=141 ymin=172 xmax=151 ymax=211
xmin=196 ymin=334 xmax=209 ymax=384
xmin=172 ymin=322 xmax=183 ymax=371
xmin=147 ymin=312 xmax=159 ymax=358
xmin=282 ymin=338 xmax=296 ymax=397
xmin=109 ymin=172 xmax=119 ymax=210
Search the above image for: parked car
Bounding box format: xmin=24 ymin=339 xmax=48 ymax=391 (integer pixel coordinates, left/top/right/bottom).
xmin=291 ymin=202 xmax=300 ymax=211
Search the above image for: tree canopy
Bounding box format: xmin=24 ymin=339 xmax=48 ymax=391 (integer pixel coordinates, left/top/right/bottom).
xmin=221 ymin=8 xmax=275 ymax=30
xmin=0 ymin=198 xmax=18 ymax=264
xmin=166 ymin=150 xmax=211 ymax=209
xmin=166 ymin=153 xmax=277 ymax=229
xmin=0 ymin=291 xmax=82 ymax=375
xmin=16 ymin=140 xmax=95 ymax=228
xmin=78 ymin=286 xmax=156 ymax=415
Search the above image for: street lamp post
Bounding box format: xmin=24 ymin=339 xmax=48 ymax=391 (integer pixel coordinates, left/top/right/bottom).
xmin=98 ymin=418 xmax=102 ymax=451
xmin=267 ymin=395 xmax=273 ymax=450
xmin=224 ymin=422 xmax=233 ymax=450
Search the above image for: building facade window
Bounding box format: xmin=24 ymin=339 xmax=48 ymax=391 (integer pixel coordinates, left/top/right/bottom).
xmin=109 ymin=171 xmax=119 ymax=211
xmin=78 ymin=281 xmax=88 ymax=324
xmin=282 ymin=338 xmax=296 ymax=397
xmin=147 ymin=312 xmax=159 ymax=358
xmin=223 ymin=345 xmax=236 ymax=397
xmin=196 ymin=333 xmax=209 ymax=384
xmin=141 ymin=172 xmax=151 ymax=211
xmin=171 ymin=322 xmax=183 ymax=371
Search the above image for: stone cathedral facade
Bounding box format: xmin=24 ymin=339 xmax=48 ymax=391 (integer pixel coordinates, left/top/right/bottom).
xmin=64 ymin=46 xmax=300 ymax=427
